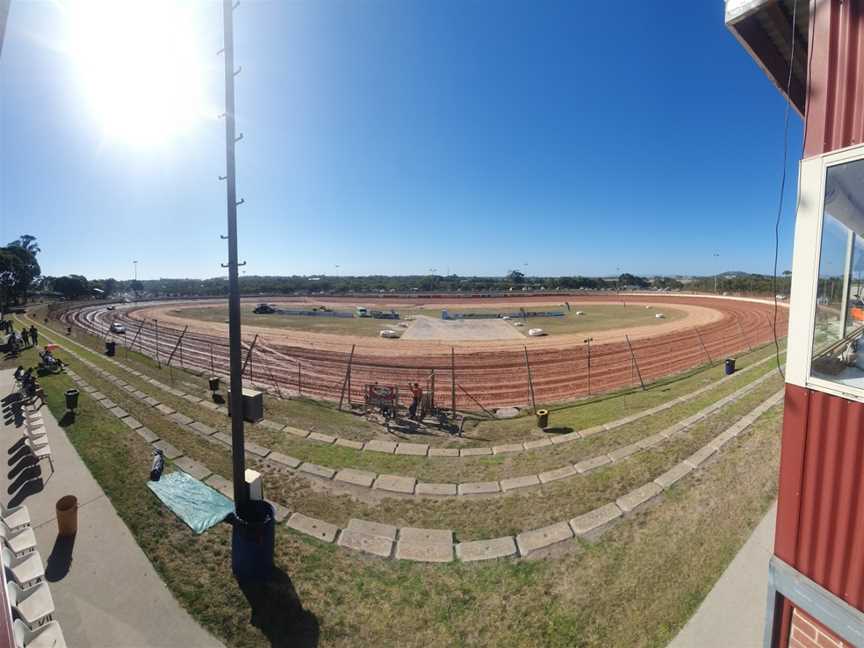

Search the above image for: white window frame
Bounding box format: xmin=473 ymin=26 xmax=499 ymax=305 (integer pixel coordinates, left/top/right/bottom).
xmin=786 ymin=141 xmax=864 ymax=403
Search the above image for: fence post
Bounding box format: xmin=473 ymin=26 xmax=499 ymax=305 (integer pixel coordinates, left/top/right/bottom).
xmin=154 ymin=320 xmax=161 ymax=368
xmin=524 ymin=345 xmax=537 ymax=412
xmin=430 ymin=370 xmax=435 ymax=411
xmin=694 ymin=327 xmax=713 ymax=365
xmin=338 ymin=344 xmax=356 ymax=411
xmin=298 ymin=362 xmax=302 ymax=397
xmin=262 ymin=352 xmax=283 ymax=399
xmin=179 ymin=338 xmax=183 ymax=368
xmin=583 ymin=337 xmax=593 ymax=396
xmin=735 ymin=315 xmax=753 ymax=353
xmin=450 ymin=347 xmax=456 ymax=418
xmin=625 ymin=335 xmax=646 ymax=390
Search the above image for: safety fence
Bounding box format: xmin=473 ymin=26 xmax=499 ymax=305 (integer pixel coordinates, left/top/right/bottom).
xmin=59 ymin=302 xmax=788 ymax=412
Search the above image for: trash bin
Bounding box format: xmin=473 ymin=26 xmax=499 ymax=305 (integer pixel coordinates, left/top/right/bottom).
xmin=208 ymin=376 xmax=220 ymax=392
xmin=536 ymin=409 xmax=549 ymax=429
xmin=64 ymin=388 xmax=79 ymax=411
xmin=231 ymin=500 xmax=275 ymax=583
xmin=724 ymin=358 xmax=736 ymax=375
xmin=56 ymin=495 xmax=78 ymax=537
xmin=105 ymin=340 xmax=116 ymax=356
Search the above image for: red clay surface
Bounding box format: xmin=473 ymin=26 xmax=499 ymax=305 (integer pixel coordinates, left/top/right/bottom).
xmin=61 ymin=294 xmax=788 ymax=410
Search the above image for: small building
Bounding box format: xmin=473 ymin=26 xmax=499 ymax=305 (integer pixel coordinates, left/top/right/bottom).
xmin=727 ymin=1 xmax=864 ymax=646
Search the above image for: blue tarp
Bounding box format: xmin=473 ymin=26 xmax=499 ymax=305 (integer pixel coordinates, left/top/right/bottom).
xmin=147 ymin=471 xmax=234 ymax=534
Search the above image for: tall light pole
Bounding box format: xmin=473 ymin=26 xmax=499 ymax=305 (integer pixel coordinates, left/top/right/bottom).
xmin=133 ymin=260 xmax=138 ymax=282
xmin=221 ymin=0 xmax=248 ymax=511
xmin=713 ymin=252 xmax=720 ymax=293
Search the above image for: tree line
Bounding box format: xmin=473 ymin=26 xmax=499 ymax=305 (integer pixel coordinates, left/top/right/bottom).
xmin=38 ymin=271 xmax=690 ymax=298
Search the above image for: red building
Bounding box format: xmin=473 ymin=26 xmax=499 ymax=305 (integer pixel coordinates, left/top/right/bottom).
xmin=727 ymin=1 xmax=864 ymax=646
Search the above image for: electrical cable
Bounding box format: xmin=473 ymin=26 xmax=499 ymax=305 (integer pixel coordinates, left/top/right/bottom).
xmin=771 ymin=0 xmax=801 ymax=378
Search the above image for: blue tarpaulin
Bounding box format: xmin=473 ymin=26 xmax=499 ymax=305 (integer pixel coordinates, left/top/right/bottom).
xmin=147 ymin=471 xmax=233 ymax=534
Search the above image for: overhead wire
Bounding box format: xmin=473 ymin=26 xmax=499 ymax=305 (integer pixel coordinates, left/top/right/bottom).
xmin=771 ymin=0 xmax=802 ymax=379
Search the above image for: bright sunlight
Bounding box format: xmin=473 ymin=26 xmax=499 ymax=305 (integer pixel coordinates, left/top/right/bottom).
xmin=66 ymin=0 xmax=211 ymax=149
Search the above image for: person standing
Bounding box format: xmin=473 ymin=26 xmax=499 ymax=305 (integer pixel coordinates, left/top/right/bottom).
xmin=409 ymin=382 xmax=423 ymax=420
xmin=21 ymin=328 xmax=29 ymax=347
xmin=29 ymin=324 xmax=37 ymax=346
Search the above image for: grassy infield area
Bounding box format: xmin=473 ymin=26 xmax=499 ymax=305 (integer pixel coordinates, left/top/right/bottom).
xmin=16 ymin=306 xmax=784 ymax=647
xmin=170 ymin=303 xmax=687 ymax=338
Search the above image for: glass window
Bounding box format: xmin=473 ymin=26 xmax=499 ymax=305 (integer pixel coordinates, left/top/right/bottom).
xmin=811 ymin=158 xmax=864 ymax=388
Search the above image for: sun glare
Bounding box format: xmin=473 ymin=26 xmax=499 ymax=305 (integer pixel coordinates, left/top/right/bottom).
xmin=66 ymin=0 xmax=211 ymax=149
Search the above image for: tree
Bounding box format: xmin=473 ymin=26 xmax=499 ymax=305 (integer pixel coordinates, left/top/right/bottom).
xmin=53 ymin=275 xmax=90 ymax=300
xmin=8 ymin=235 xmax=40 ymax=256
xmin=618 ymin=273 xmax=649 ymax=288
xmin=506 ymin=270 xmax=526 ymax=284
xmin=2 ymin=236 xmax=41 ymax=303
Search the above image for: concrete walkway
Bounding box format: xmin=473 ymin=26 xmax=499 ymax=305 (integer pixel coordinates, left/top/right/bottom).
xmin=1 ymin=369 xmax=222 ymax=647
xmin=667 ymin=501 xmax=776 ymax=648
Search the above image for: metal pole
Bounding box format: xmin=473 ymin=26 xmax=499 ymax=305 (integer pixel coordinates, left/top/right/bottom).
xmin=297 ymin=362 xmax=302 ymax=396
xmin=154 ymin=320 xmax=160 ymax=368
xmin=583 ymin=337 xmax=592 ymax=396
xmin=524 ymin=345 xmax=537 ymax=412
xmin=222 ymin=0 xmax=248 ymax=510
xmin=735 ymin=316 xmax=753 ymax=353
xmin=338 ymin=344 xmax=356 ymax=411
xmin=625 ymin=335 xmax=646 ymax=390
xmin=694 ymin=327 xmax=713 ymax=365
xmin=450 ymin=346 xmax=456 ymax=418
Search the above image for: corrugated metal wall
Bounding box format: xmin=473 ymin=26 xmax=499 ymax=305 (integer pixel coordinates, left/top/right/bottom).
xmin=774 ymin=384 xmax=864 ymax=644
xmin=804 ymin=0 xmax=864 ymax=157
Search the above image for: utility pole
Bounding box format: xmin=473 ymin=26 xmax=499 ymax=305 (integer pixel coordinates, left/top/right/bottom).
xmin=713 ymin=252 xmax=720 ymax=294
xmin=221 ymin=0 xmax=248 ymax=511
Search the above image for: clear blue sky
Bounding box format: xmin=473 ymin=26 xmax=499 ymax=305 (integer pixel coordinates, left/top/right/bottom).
xmin=0 ymin=0 xmax=803 ymax=281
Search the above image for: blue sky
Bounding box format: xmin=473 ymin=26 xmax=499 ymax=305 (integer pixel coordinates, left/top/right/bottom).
xmin=0 ymin=1 xmax=803 ymax=281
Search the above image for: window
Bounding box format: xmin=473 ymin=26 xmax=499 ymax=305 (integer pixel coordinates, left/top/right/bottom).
xmin=810 ymin=157 xmax=864 ymax=388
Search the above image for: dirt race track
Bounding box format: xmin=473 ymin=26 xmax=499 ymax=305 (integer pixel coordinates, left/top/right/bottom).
xmin=61 ymin=293 xmax=788 ymax=410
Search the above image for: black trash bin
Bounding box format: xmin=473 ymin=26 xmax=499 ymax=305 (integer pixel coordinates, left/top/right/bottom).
xmin=536 ymin=409 xmax=549 ymax=429
xmin=724 ymin=358 xmax=736 ymax=375
xmin=65 ymin=388 xmax=79 ymax=411
xmin=105 ymin=340 xmax=116 ymax=356
xmin=231 ymin=500 xmax=275 ymax=583
xmin=208 ymin=376 xmax=220 ymax=392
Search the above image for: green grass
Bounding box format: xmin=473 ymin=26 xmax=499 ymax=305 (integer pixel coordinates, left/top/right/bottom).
xmin=19 ymin=342 xmax=784 ymax=648
xmin=24 ymin=310 xmax=785 ymax=487
xmin=27 ymin=326 xmax=784 ymax=541
xmin=166 ymin=302 xmax=686 ymax=339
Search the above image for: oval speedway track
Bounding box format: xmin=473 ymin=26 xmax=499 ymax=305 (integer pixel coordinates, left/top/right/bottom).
xmin=60 ymin=294 xmax=788 ymax=410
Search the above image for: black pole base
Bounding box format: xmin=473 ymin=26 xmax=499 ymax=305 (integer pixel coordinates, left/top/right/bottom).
xmin=230 ymin=500 xmax=275 ymax=583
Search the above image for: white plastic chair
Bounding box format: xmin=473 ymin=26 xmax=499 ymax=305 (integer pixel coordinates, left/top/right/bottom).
xmin=1 ymin=548 xmax=43 ymax=588
xmin=6 ymin=581 xmax=54 ymax=628
xmin=24 ymin=429 xmax=47 ymax=449
xmin=0 ymin=522 xmax=37 ymax=556
xmin=12 ymin=618 xmax=66 ymax=648
xmin=0 ymin=504 xmax=30 ymax=531
xmin=23 ymin=440 xmax=52 ymax=475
